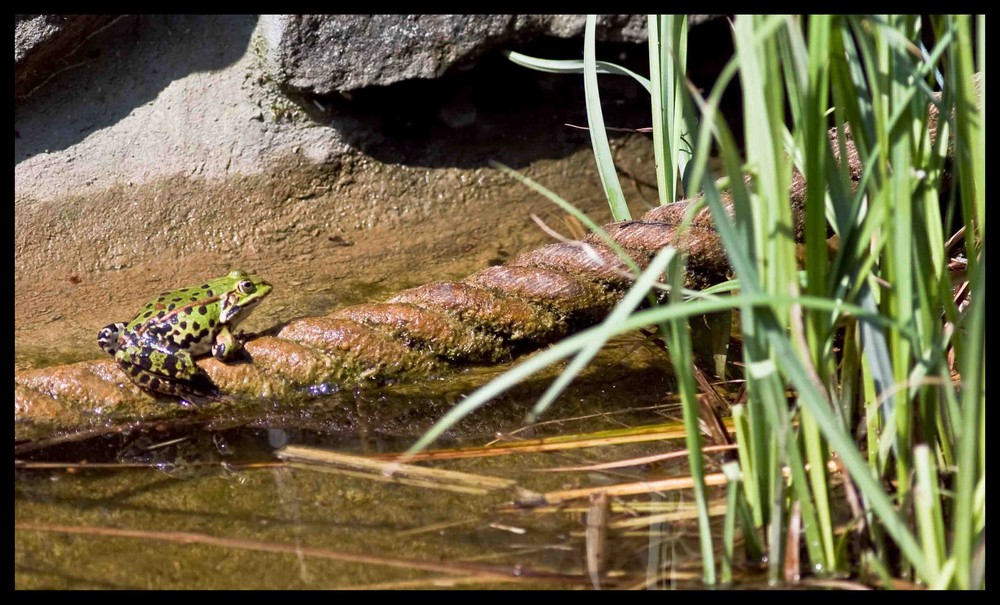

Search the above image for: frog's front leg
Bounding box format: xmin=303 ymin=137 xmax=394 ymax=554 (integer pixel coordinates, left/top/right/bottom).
xmin=211 ymin=326 xmax=243 ymax=361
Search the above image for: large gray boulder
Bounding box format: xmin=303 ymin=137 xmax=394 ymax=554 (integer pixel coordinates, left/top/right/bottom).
xmin=14 ymin=14 xmax=127 ymax=99
xmin=260 ymin=15 xmax=654 ymax=94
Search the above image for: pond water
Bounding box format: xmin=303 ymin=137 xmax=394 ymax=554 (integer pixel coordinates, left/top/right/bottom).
xmin=15 ymin=342 xmax=742 ymax=589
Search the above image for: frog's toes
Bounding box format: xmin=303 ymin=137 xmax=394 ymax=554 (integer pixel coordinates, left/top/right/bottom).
xmin=171 ymin=371 xmax=223 ymax=402
xmin=211 ymin=339 xmax=244 ymax=362
xmin=177 ymin=386 xmax=226 ymax=407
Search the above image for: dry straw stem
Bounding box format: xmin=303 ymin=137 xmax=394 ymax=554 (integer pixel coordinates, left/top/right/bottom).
xmin=276 ymin=444 xmax=518 ymax=495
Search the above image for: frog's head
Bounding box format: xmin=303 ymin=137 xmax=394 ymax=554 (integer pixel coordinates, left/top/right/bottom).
xmin=219 ymin=270 xmax=273 ymax=326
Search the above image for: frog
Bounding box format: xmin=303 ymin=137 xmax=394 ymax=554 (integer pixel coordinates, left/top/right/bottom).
xmin=97 ymin=270 xmax=272 ymax=398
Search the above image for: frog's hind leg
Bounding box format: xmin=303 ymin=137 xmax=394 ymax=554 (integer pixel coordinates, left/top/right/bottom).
xmin=115 ymin=346 xmax=219 ymax=399
xmin=116 ymin=361 xmax=221 ymax=401
xmin=116 ymin=342 xmax=199 ymax=382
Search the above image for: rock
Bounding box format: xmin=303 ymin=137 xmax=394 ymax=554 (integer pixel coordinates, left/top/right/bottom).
xmin=261 ymin=15 xmax=713 ymax=95
xmin=14 ymin=14 xmax=129 ymax=99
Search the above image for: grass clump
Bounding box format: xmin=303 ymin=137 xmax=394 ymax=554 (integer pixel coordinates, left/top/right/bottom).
xmin=412 ymin=14 xmax=984 ymax=589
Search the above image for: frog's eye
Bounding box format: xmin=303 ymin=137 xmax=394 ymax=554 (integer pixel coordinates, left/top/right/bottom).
xmin=238 ymin=280 xmax=256 ymax=295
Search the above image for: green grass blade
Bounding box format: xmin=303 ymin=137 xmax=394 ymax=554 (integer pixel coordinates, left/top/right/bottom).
xmin=583 ymin=15 xmax=630 ymax=220
xmin=648 ymin=15 xmax=691 ymax=205
xmin=952 ymin=243 xmax=984 ymax=588
xmin=503 ymin=49 xmax=652 ymax=93
xmin=662 ymin=238 xmax=716 ymax=584
xmin=721 ymin=461 xmax=742 ymax=584
xmin=732 ymin=403 xmax=761 ymax=526
xmin=913 ymin=444 xmax=945 ymax=579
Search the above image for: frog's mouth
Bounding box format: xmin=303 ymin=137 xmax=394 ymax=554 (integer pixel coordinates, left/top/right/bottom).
xmin=221 ymin=297 xmax=265 ymax=325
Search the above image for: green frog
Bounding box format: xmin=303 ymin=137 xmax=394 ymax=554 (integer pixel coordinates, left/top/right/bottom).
xmin=98 ymin=270 xmax=272 ymax=397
